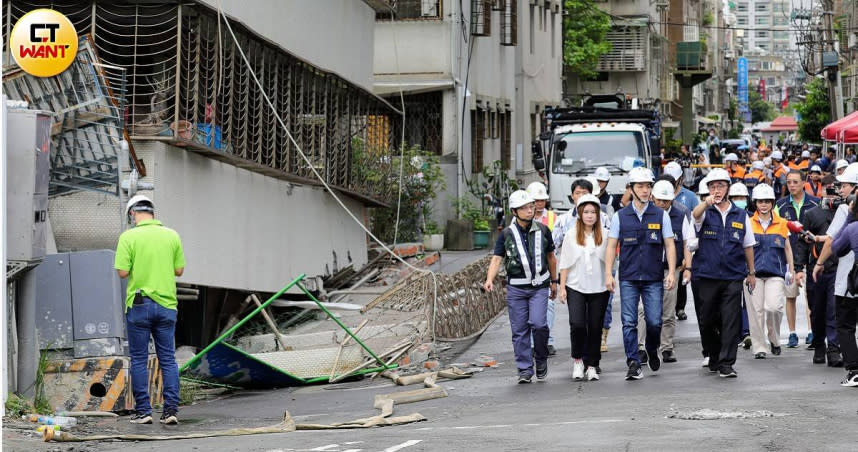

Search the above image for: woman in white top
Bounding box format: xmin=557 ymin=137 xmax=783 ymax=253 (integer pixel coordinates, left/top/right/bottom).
xmin=557 ymin=194 xmax=610 ymax=381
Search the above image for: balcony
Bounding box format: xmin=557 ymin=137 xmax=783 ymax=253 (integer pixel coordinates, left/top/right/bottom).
xmin=675 ymin=42 xmax=710 ymax=71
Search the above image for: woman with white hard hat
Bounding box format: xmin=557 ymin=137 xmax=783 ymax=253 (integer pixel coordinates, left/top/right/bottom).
xmin=836 ymin=159 xmax=849 ymax=176
xmin=746 ymin=184 xmax=795 ymax=359
xmin=485 ymin=190 xmax=558 ymax=383
xmin=525 ymin=181 xmax=556 ymax=232
xmin=557 ymin=194 xmax=610 ymax=381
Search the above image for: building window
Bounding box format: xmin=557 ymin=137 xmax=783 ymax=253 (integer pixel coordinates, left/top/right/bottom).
xmin=756 ymin=31 xmax=769 ymax=38
xmin=550 ymin=12 xmax=556 ymax=57
xmin=500 ymin=0 xmax=518 ymax=46
xmin=773 ymin=30 xmax=789 ymax=40
xmin=773 ymin=2 xmax=788 ymax=12
xmin=755 ymin=3 xmax=769 ymax=12
xmin=394 ymin=91 xmax=443 ymax=154
xmin=530 ymin=113 xmax=539 ymax=144
xmin=375 ymin=0 xmax=442 ymax=20
xmin=755 ymin=17 xmax=769 ymax=25
xmin=757 ymin=42 xmax=769 ymax=51
xmin=774 ymin=16 xmax=789 ymax=26
xmin=501 ymin=111 xmax=511 ymax=170
xmin=737 ymin=16 xmax=748 ymax=25
xmin=490 ymin=110 xmax=499 ymax=139
xmin=737 ymin=3 xmax=748 ymax=12
xmin=472 ymin=109 xmax=485 ymax=173
xmin=597 ymin=23 xmax=647 ymax=72
xmin=471 ymin=0 xmax=492 ymax=36
xmin=529 ymin=5 xmax=535 ymax=54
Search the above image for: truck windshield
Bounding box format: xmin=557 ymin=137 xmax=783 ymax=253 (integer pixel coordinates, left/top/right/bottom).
xmin=552 ymin=131 xmax=645 ymax=174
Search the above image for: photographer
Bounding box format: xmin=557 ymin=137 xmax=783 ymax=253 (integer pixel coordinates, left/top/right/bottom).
xmin=795 ymin=174 xmax=844 ymax=367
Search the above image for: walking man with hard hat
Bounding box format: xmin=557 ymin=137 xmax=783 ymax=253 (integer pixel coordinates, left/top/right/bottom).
xmin=691 ymin=168 xmax=756 ymax=378
xmin=770 ymin=150 xmax=790 ymax=197
xmin=485 ymin=190 xmax=558 ymax=383
xmin=725 ymin=153 xmax=746 ymax=184
xmin=662 ymin=162 xmax=697 ymax=321
xmin=115 ymin=195 xmax=186 ymax=424
xmin=637 ymin=180 xmax=693 ymax=363
xmin=594 ymin=166 xmax=623 ymax=212
xmin=525 ymin=181 xmax=558 ymax=355
xmin=604 ymin=167 xmax=677 ymax=380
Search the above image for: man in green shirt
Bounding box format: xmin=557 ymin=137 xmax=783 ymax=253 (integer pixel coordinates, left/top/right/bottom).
xmin=115 ymin=194 xmax=185 ymax=425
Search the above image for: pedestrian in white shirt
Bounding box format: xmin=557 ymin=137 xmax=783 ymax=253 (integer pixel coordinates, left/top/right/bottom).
xmin=557 ymin=194 xmax=610 ymax=381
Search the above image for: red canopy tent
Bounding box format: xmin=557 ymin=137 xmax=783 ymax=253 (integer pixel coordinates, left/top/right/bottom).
xmin=762 ymin=116 xmax=799 ymax=133
xmin=820 ymin=111 xmax=858 ymax=141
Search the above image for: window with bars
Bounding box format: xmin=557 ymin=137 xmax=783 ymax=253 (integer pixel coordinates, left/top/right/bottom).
xmin=472 ymin=109 xmax=485 ymax=173
xmin=490 ymin=110 xmax=499 ymax=139
xmin=500 ymin=0 xmax=518 ymax=46
xmin=394 ymin=91 xmax=443 ymax=154
xmin=755 ymin=17 xmax=769 ymax=25
xmin=471 ymin=0 xmax=492 ymax=36
xmin=501 ymin=111 xmax=511 ymax=170
xmin=596 ymin=24 xmax=648 ymax=72
xmin=375 ymin=0 xmax=442 ymax=20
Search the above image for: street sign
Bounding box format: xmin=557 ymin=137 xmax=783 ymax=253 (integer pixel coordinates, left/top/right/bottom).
xmin=737 ymin=57 xmax=750 ymax=122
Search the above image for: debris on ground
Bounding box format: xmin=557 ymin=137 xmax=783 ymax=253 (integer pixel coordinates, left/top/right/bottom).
xmin=667 ymin=409 xmax=790 ymax=420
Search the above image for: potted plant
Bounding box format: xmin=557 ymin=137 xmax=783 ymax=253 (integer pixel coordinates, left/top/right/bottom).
xmin=423 ymin=221 xmax=444 ymax=251
xmin=472 ymin=217 xmax=491 ymax=249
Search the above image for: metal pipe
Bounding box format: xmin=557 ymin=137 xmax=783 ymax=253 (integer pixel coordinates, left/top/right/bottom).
xmin=326 ymin=289 xmax=387 ymax=296
xmin=177 ymin=287 xmax=200 ymax=295
xmin=330 ymin=268 xmax=378 ymax=302
xmin=177 ymin=294 xmax=198 ymax=301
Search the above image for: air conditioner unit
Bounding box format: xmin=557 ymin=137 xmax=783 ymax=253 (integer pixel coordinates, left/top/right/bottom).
xmin=421 ymin=0 xmax=437 ymax=17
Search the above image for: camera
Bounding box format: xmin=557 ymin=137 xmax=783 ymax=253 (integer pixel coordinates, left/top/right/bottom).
xmin=821 ymin=194 xmax=856 ymax=210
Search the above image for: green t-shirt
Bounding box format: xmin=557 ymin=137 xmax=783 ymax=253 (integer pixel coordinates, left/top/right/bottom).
xmin=114 ymin=219 xmax=186 ymax=311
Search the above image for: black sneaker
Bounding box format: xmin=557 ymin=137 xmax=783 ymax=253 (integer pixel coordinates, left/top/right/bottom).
xmin=547 ymin=345 xmax=557 ymax=356
xmin=648 ymin=351 xmax=661 ymax=372
xmin=813 ymin=347 xmax=826 ymax=364
xmin=741 ymin=335 xmax=752 ymax=350
xmin=842 ymin=371 xmax=858 ymax=387
xmin=771 ymin=344 xmax=782 ymax=356
xmin=662 ymin=350 xmax=677 ymax=363
xmin=160 ymin=410 xmax=179 ymax=425
xmin=827 ymin=346 xmax=844 ymax=368
xmin=639 ymin=349 xmax=649 ymax=365
xmin=130 ymin=412 xmax=153 ymax=424
xmin=625 ymin=361 xmax=643 ymax=380
xmin=719 ymin=365 xmax=738 ymax=378
xmin=755 ymin=352 xmax=767 ymax=359
xmin=536 ymin=361 xmax=548 ymax=380
xmin=676 ymin=310 xmax=688 ymax=321
xmin=518 ymin=371 xmax=533 ymax=384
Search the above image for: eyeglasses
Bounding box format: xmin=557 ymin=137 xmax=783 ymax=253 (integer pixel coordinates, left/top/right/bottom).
xmin=709 ymin=183 xmax=728 ymax=190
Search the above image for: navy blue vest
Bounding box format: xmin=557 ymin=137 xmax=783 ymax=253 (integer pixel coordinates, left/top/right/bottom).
xmin=753 ymin=232 xmax=787 ymax=277
xmin=665 ymin=202 xmax=689 ymax=269
xmin=693 ymin=205 xmax=749 ymax=281
xmin=618 ymin=203 xmax=666 ymax=282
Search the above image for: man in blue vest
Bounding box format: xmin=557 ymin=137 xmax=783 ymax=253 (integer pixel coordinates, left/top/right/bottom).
xmin=485 ymin=190 xmax=558 ymax=384
xmin=775 ymin=170 xmax=819 ymax=348
xmin=691 ymin=168 xmax=757 ymax=378
xmin=604 ymin=167 xmax=677 ymax=381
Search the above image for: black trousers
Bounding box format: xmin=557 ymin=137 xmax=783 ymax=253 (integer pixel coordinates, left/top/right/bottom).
xmin=675 ymin=281 xmax=688 ymax=312
xmin=567 ymin=288 xmax=610 ymax=368
xmin=835 ymin=296 xmax=858 ymax=371
xmin=809 ymin=271 xmax=838 ymax=349
xmin=696 ymin=279 xmax=743 ymax=369
xmin=690 ymin=281 xmax=708 ymax=358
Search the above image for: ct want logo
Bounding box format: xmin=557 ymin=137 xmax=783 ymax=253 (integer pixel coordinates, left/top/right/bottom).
xmin=10 ymin=9 xmax=78 ymax=77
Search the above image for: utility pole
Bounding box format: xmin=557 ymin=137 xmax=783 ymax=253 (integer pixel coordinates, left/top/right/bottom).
xmin=823 ymin=0 xmax=845 ymax=120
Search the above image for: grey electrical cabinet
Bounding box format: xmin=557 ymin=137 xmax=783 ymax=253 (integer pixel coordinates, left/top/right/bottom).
xmin=6 ymin=108 xmax=51 ymax=262
xmin=35 ymin=250 xmax=127 ymax=358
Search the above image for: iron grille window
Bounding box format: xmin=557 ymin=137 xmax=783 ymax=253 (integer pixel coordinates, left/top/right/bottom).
xmin=490 ymin=110 xmax=499 ymax=139
xmin=501 ymin=111 xmax=511 ymax=170
xmin=394 ymin=91 xmax=443 ymax=154
xmin=375 ymin=0 xmax=442 ymax=20
xmin=500 ymin=0 xmax=518 ymax=46
xmin=472 ymin=109 xmax=485 ymax=173
xmin=471 ymin=0 xmax=492 ymax=36
xmin=596 ymin=24 xmax=648 ymax=72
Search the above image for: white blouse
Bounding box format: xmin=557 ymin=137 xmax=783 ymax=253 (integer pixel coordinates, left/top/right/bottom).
xmin=559 ymin=225 xmax=609 ymax=294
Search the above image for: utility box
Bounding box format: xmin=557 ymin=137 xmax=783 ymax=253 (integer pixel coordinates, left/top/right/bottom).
xmin=35 ymin=250 xmax=126 ymax=358
xmin=6 ymin=108 xmax=51 ymax=263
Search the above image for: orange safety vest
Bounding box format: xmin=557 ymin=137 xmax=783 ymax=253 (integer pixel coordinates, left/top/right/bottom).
xmin=789 ymin=160 xmax=809 ymax=172
xmin=728 ymin=166 xmax=746 ymax=181
xmin=750 ymin=211 xmax=789 ymax=237
xmin=804 ymin=181 xmax=823 ymax=197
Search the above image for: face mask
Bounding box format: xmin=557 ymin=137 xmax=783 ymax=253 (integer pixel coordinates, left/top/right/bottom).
xmin=734 ymin=200 xmax=748 ymax=209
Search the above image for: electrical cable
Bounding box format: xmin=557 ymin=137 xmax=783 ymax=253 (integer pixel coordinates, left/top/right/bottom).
xmin=216 ymin=3 xmax=441 ymax=342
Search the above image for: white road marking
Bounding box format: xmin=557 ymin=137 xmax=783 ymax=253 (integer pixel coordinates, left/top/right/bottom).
xmin=382 ymin=440 xmax=422 ymax=452
xmin=341 ymin=449 xmax=363 ymax=452
xmin=310 ymin=445 xmax=340 ymax=451
xmin=412 ymin=419 xmax=624 ymax=431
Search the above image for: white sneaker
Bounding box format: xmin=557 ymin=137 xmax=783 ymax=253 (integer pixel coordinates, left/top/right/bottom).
xmin=586 ymin=366 xmax=599 ymax=381
xmin=701 ymin=356 xmax=710 ymax=367
xmin=572 ymin=359 xmax=585 ymax=381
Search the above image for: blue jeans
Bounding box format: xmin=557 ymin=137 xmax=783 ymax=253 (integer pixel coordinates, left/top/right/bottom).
xmin=126 ymin=297 xmax=180 ymax=414
xmin=533 ymin=299 xmax=556 ymax=347
xmin=507 ymin=285 xmax=549 ymax=373
xmin=604 ymin=292 xmax=613 ymax=329
xmin=620 ymin=280 xmax=664 ymax=364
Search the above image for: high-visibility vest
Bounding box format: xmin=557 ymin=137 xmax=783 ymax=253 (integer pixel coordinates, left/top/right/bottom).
xmin=538 ymin=210 xmax=557 ymax=231
xmin=804 ymin=181 xmax=823 ymax=198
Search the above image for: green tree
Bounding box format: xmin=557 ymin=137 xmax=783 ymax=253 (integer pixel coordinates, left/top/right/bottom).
xmin=563 ymin=0 xmax=612 ymax=79
xmin=795 ymin=78 xmax=830 ymax=143
xmin=748 ymin=88 xmax=776 ymax=123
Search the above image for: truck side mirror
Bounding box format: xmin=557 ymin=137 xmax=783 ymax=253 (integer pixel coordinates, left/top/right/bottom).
xmin=531 ymin=141 xmax=545 ymax=171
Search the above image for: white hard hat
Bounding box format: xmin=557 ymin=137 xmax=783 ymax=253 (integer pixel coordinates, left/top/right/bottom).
xmin=509 ymin=190 xmax=535 ymax=209
xmin=126 ymin=194 xmax=154 ymax=215
xmin=652 ymin=180 xmax=676 ymax=201
xmin=698 ymin=176 xmax=710 ymax=195
xmin=763 ymin=157 xmax=772 ymax=167
xmin=526 ymin=181 xmax=550 ymax=200
xmin=751 ymin=160 xmax=765 ymax=171
xmin=725 ymin=153 xmax=739 ymax=162
xmin=752 ymin=183 xmax=776 ymax=201
xmin=663 ymin=161 xmax=683 ymax=181
xmin=729 ymin=182 xmax=749 ymax=198
xmin=801 ymin=150 xmax=811 ymax=158
xmin=585 ymin=176 xmax=601 ymax=197
xmin=706 ymin=168 xmax=732 ymax=185
xmin=628 ymin=167 xmax=655 ymax=184
xmin=809 ymin=165 xmax=822 ymax=173
xmin=836 ymin=159 xmax=849 ymax=170
xmin=594 ymin=167 xmax=611 ymax=181
xmin=771 ymin=150 xmax=784 ymax=160
xmin=836 ymin=162 xmax=858 ymax=184
xmin=576 ymin=194 xmax=601 ymax=211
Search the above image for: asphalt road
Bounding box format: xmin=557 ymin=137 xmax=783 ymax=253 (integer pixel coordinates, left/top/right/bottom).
xmin=6 ymin=289 xmax=857 ymax=451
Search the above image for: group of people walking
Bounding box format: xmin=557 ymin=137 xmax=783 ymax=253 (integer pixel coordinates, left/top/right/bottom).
xmin=485 ymin=154 xmax=858 ymax=389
